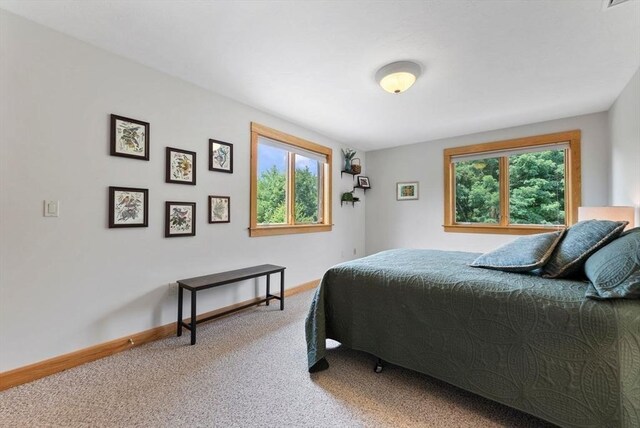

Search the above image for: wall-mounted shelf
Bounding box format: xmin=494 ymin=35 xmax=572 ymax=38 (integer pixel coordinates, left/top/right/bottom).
xmin=341 ymin=170 xmax=358 ymax=178
xmin=341 ymin=165 xmax=367 ymax=206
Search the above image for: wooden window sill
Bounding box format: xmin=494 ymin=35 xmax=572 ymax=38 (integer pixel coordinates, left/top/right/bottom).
xmin=249 ymin=224 xmax=332 ymax=237
xmin=444 ymin=224 xmax=566 ymax=235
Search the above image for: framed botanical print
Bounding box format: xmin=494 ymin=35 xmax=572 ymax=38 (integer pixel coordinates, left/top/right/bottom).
xmin=166 ymin=147 xmax=196 ymax=185
xmin=110 ymin=114 xmax=149 ymax=160
xmin=397 ymin=182 xmax=419 ymax=200
xmin=209 ymin=139 xmax=233 ymax=173
xmin=209 ymin=196 xmax=230 ymax=223
xmin=108 ymin=186 xmax=148 ymax=228
xmin=165 ymin=201 xmax=196 ymax=237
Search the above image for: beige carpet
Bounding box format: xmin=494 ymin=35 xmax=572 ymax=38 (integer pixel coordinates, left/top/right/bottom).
xmin=0 ymin=290 xmax=555 ymax=427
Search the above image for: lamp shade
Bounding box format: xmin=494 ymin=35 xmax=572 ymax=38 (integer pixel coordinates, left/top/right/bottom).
xmin=578 ymin=206 xmax=635 ymax=230
xmin=376 ymin=61 xmax=421 ymax=94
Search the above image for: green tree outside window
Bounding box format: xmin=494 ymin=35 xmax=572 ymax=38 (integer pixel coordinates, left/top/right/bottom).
xmin=454 ymin=149 xmax=565 ymax=225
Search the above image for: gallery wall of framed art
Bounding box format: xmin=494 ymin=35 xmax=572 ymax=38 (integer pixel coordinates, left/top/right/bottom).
xmin=107 ymin=113 xmax=237 ymax=238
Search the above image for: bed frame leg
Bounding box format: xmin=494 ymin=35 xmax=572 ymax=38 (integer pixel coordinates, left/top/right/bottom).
xmin=374 ymin=358 xmax=384 ymax=373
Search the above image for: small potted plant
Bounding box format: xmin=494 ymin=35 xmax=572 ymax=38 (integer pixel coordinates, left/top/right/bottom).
xmin=341 ymin=191 xmax=360 ymax=206
xmin=342 ymin=148 xmax=356 ymax=172
xmin=341 ymin=192 xmax=354 ymax=202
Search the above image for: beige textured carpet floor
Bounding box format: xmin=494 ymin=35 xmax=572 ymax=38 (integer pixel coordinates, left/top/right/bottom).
xmin=0 ymin=290 xmax=555 ymax=427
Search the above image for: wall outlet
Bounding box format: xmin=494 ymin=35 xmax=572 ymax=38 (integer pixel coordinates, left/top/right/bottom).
xmin=353 ymin=248 xmax=357 ymax=255
xmin=168 ymin=282 xmax=178 ymax=296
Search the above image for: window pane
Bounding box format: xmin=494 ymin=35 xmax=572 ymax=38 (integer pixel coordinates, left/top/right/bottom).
xmin=294 ymin=154 xmax=321 ymax=224
xmin=454 ymin=157 xmax=500 ymax=223
xmin=257 ymin=143 xmax=288 ymax=225
xmin=509 ymin=149 xmax=565 ymax=225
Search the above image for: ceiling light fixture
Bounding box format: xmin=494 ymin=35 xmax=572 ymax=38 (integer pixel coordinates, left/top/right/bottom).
xmin=376 ymin=61 xmax=421 ymax=94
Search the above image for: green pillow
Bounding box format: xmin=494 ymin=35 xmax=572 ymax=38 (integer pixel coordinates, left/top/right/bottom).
xmin=585 ymin=227 xmax=640 ymax=300
xmin=542 ymin=220 xmax=627 ymax=278
xmin=470 ymin=230 xmax=564 ymax=272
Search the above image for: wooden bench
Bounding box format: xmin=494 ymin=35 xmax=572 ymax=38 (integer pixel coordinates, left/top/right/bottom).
xmin=176 ymin=264 xmax=286 ymax=345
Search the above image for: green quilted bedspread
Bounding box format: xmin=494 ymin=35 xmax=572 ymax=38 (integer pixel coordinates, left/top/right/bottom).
xmin=305 ymin=249 xmax=640 ymax=428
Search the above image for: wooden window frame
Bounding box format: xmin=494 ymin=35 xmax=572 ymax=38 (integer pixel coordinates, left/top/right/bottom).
xmin=250 ymin=122 xmax=332 ymax=237
xmin=443 ymin=130 xmax=581 ymax=235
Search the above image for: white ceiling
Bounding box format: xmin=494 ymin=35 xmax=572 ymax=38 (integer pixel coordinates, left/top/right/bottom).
xmin=1 ymin=0 xmax=639 ymax=151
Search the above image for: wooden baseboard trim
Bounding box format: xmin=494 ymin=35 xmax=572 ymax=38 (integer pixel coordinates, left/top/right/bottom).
xmin=284 ymin=279 xmax=320 ymax=296
xmin=0 ymin=279 xmax=320 ymax=391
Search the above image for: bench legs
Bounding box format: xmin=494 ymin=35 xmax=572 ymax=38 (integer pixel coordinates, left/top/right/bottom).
xmin=176 ymin=287 xmax=197 ymax=345
xmin=266 ymin=274 xmax=270 ymax=306
xmin=280 ymin=270 xmax=284 ymax=311
xmin=190 ymin=290 xmax=197 ymax=345
xmin=266 ymin=271 xmax=284 ymax=310
xmin=177 ymin=286 xmax=183 ymax=337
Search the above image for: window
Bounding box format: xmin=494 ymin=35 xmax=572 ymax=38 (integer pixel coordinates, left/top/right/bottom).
xmin=250 ymin=122 xmax=332 ymax=237
xmin=444 ymin=130 xmax=581 ymax=234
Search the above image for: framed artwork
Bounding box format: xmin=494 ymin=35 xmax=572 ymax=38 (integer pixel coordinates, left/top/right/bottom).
xmin=209 ymin=139 xmax=233 ymax=173
xmin=357 ymin=176 xmax=371 ymax=188
xmin=208 ymin=196 xmax=230 ymax=223
xmin=166 ymin=147 xmax=196 ymax=185
xmin=165 ymin=202 xmax=196 ymax=237
xmin=397 ymin=182 xmax=419 ymax=200
xmin=108 ymin=186 xmax=148 ymax=228
xmin=110 ymin=114 xmax=149 ymax=160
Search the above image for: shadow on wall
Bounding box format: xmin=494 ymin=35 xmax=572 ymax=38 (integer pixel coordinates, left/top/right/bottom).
xmin=90 ymin=277 xmax=272 ymax=340
xmin=92 ymin=285 xmax=168 ymax=340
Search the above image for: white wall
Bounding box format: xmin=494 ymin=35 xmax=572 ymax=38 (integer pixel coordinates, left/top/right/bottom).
xmin=0 ymin=11 xmax=365 ymax=372
xmin=365 ymin=112 xmax=610 ymax=255
xmin=609 ymin=68 xmax=640 ymax=226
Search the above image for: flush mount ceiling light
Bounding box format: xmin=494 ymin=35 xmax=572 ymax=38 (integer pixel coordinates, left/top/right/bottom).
xmin=375 ymin=61 xmax=421 ymax=94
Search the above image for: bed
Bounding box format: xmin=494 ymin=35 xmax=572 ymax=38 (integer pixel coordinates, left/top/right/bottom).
xmin=305 ymin=249 xmax=640 ymax=428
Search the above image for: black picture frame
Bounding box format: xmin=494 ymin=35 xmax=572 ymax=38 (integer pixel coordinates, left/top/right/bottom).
xmin=110 ymin=114 xmax=150 ymax=160
xmin=209 ymin=139 xmax=233 ymax=173
xmin=357 ymin=176 xmax=371 ymax=188
xmin=208 ymin=196 xmax=231 ymax=223
xmin=108 ymin=186 xmax=149 ymax=228
xmin=166 ymin=147 xmax=197 ymax=185
xmin=165 ymin=201 xmax=196 ymax=237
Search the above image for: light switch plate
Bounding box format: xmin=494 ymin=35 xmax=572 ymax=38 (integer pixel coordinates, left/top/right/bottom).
xmin=44 ymin=200 xmax=59 ymax=217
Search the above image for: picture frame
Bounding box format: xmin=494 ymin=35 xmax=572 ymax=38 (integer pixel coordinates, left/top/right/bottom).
xmin=110 ymin=114 xmax=149 ymax=160
xmin=209 ymin=139 xmax=233 ymax=173
xmin=165 ymin=201 xmax=196 ymax=237
xmin=397 ymin=182 xmax=419 ymax=200
xmin=166 ymin=147 xmax=196 ymax=185
xmin=357 ymin=176 xmax=371 ymax=188
xmin=108 ymin=186 xmax=149 ymax=228
xmin=208 ymin=196 xmax=230 ymax=223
